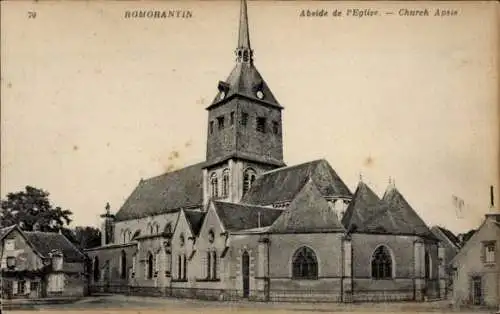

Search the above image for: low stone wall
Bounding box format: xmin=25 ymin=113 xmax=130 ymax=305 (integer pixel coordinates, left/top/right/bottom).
xmin=89 ymin=284 xmax=440 ymax=303
xmin=351 ymin=289 xmax=415 ymax=302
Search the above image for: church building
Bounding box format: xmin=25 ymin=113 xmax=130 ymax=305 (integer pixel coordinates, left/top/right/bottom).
xmin=85 ymin=0 xmax=446 ymax=302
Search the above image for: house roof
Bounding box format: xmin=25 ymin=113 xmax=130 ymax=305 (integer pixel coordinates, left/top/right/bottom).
xmin=451 ymin=213 xmax=500 ymax=265
xmin=23 ymin=231 xmax=87 ymax=263
xmin=269 ymin=179 xmax=345 ymax=233
xmin=114 ymin=162 xmax=205 ymax=221
xmin=432 ymin=226 xmax=461 ymax=249
xmin=0 ymin=225 xmax=17 ymax=240
xmin=213 ymin=201 xmax=283 ymax=232
xmin=184 ymin=210 xmax=206 ymax=236
xmin=241 ymin=159 xmax=352 ymax=206
xmin=342 ymin=181 xmax=381 ymax=230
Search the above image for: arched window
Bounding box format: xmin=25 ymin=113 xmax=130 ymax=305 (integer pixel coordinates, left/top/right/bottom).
xmin=155 ymin=224 xmax=159 ymax=234
xmin=180 ymin=233 xmax=185 ymax=247
xmin=149 ymin=223 xmax=154 ymax=234
xmin=147 ymin=252 xmax=154 ymax=279
xmin=208 ymin=229 xmax=215 ymax=244
xmin=183 ymin=254 xmax=187 ymax=280
xmin=210 ymin=173 xmax=218 ymax=198
xmin=120 ymin=250 xmax=127 ymax=279
xmin=425 ymin=250 xmax=431 ymax=279
xmin=122 ymin=229 xmax=131 ymax=243
xmin=206 ymin=251 xmax=211 ymax=279
xmin=222 ymin=169 xmax=230 ymax=198
xmin=243 ymin=168 xmax=257 ymax=195
xmin=371 ymin=245 xmax=393 ymax=279
xmin=177 ymin=255 xmax=182 ymax=280
xmin=212 ymin=250 xmax=218 ymax=280
xmin=127 ymin=230 xmax=132 ymax=241
xmin=292 ymin=247 xmax=318 ymax=279
xmin=93 ymin=256 xmax=100 ymax=281
xmin=131 ymin=230 xmax=141 ymax=240
xmin=164 ymin=223 xmax=172 ymax=235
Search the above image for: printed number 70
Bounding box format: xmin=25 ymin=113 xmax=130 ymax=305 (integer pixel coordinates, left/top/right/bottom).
xmin=28 ymin=11 xmax=37 ymax=19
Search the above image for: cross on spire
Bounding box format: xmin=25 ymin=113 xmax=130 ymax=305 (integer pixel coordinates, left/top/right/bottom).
xmin=235 ymin=0 xmax=253 ymax=64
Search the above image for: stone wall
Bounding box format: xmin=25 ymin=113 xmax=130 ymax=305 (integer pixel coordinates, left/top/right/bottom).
xmin=85 ymin=243 xmax=137 ymax=286
xmin=205 ymin=98 xmax=283 ymax=164
xmin=113 ymin=212 xmax=179 ymax=245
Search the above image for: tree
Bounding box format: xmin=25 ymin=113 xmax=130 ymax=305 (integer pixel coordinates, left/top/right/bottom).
xmin=0 ymin=186 xmax=73 ymax=232
xmin=72 ymin=226 xmax=101 ymax=249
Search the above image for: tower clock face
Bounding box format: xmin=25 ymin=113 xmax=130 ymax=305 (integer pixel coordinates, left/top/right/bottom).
xmin=256 ymin=90 xmax=264 ymax=99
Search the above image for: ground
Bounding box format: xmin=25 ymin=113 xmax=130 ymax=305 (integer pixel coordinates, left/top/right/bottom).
xmin=3 ymin=295 xmax=498 ymax=314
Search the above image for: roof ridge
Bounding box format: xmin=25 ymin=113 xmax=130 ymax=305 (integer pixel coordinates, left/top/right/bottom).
xmin=260 ymin=159 xmax=324 ymax=176
xmin=214 ymin=200 xmax=283 ymax=211
xmin=24 ymin=231 xmax=86 ymax=258
xmin=0 ymin=225 xmax=18 ymax=240
xmin=145 ymin=161 xmax=206 ymax=181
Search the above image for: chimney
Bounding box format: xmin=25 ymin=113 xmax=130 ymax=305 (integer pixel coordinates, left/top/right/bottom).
xmin=490 ymin=185 xmax=494 ymax=208
xmin=49 ymin=250 xmax=64 ymax=271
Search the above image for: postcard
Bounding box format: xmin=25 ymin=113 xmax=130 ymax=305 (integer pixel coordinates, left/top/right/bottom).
xmin=1 ymin=1 xmax=498 ymax=313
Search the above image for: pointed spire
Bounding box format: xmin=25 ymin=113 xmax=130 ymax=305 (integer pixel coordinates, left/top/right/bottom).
xmin=359 ymin=172 xmax=363 ymax=182
xmin=235 ymin=0 xmax=253 ymax=64
xmin=386 ymin=176 xmax=396 ymax=194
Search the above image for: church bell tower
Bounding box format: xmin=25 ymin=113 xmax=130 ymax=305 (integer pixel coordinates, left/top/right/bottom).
xmin=202 ymin=0 xmax=285 ymax=206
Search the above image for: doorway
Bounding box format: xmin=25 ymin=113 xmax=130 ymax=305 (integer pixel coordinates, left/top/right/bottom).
xmin=242 ymin=251 xmax=250 ymax=298
xmin=471 ymin=276 xmax=482 ymax=305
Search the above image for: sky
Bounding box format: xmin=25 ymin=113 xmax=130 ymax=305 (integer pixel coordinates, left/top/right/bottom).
xmin=1 ymin=1 xmax=498 ymax=234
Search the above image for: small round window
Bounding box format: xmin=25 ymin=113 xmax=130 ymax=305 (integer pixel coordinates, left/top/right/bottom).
xmin=180 ymin=233 xmax=185 ymax=247
xmin=256 ymin=90 xmax=264 ymax=99
xmin=208 ymin=229 xmax=215 ymax=244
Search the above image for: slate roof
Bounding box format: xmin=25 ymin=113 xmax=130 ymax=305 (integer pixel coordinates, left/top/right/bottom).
xmin=237 ymin=0 xmax=251 ymax=51
xmin=207 ymin=63 xmax=281 ymax=110
xmin=341 ymin=181 xmax=381 ymax=230
xmin=433 ymin=226 xmax=461 ymax=249
xmin=184 ymin=210 xmax=206 ymax=236
xmin=213 ymin=201 xmax=283 ymax=232
xmin=363 ymin=203 xmax=408 ymax=234
xmin=23 ymin=231 xmax=87 ymax=263
xmin=115 ymin=162 xmax=205 ymax=221
xmin=378 ymin=186 xmax=436 ymax=239
xmin=241 ymin=159 xmax=352 ymax=206
xmin=269 ymin=180 xmax=345 ymax=233
xmin=0 ymin=225 xmax=17 ymax=240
